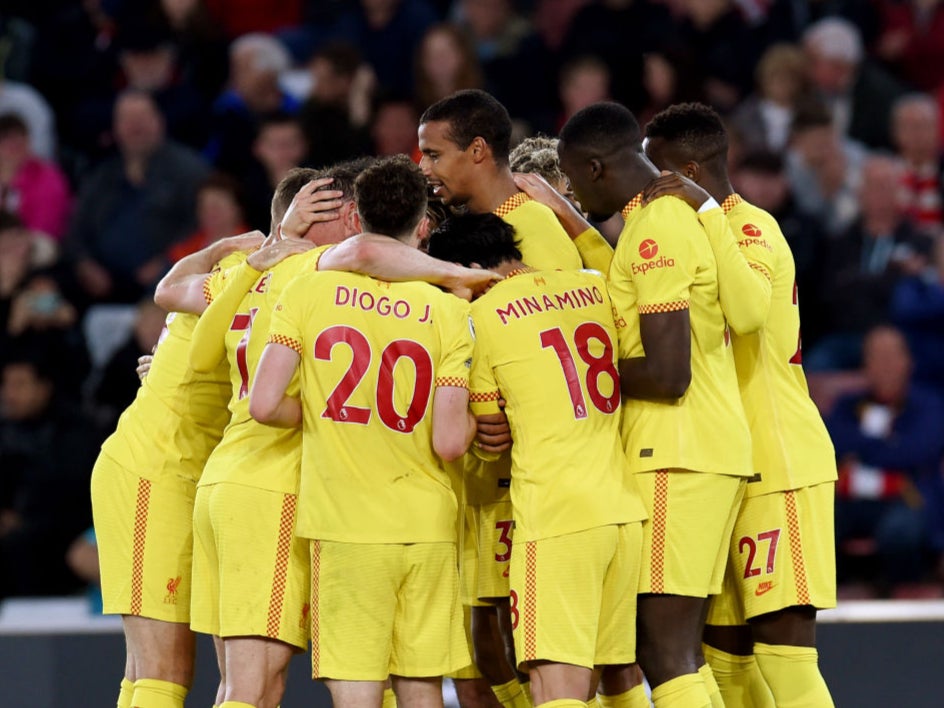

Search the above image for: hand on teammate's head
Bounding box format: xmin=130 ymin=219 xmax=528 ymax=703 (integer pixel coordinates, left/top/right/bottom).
xmin=280 ymin=178 xmax=345 ymax=239
xmin=642 ymin=171 xmax=709 ymax=211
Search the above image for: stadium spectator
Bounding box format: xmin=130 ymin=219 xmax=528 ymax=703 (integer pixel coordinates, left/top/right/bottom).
xmin=556 ymin=55 xmax=612 ymax=133
xmin=828 ymin=324 xmax=944 ymax=593
xmin=167 ymin=173 xmax=249 ymax=262
xmin=0 ymin=113 xmax=72 ymax=241
xmin=785 ymin=97 xmax=868 ymax=238
xmin=0 ymin=346 xmax=101 ymax=598
xmin=873 ymin=0 xmax=944 ymax=94
xmin=891 ymin=92 xmax=944 ymax=234
xmin=0 ymin=78 xmax=56 ymax=160
xmin=243 ymin=113 xmax=309 ymax=231
xmin=807 ymin=155 xmax=934 ymax=371
xmin=204 ymin=33 xmax=299 ymax=181
xmin=370 ymin=93 xmax=420 ymax=158
xmin=297 ymin=41 xmax=373 ymax=169
xmin=730 ymin=43 xmax=812 ymax=154
xmin=65 ymin=90 xmax=209 ymax=305
xmin=802 ymin=16 xmax=906 ymax=150
xmin=413 ymin=23 xmax=484 ymax=112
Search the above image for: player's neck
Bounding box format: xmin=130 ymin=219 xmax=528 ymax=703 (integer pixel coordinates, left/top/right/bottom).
xmin=468 ymin=168 xmax=519 ymax=214
xmin=705 ymin=177 xmax=736 ymax=204
xmin=495 ymin=260 xmax=528 ymax=278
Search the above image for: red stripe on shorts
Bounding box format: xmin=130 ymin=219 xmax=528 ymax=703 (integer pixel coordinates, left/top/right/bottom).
xmin=524 ymin=541 xmax=537 ymax=660
xmin=266 ymin=494 xmax=298 ymax=639
xmin=785 ymin=491 xmax=810 ymax=605
xmin=130 ymin=479 xmax=152 ymax=615
xmin=651 ymin=470 xmax=669 ymax=594
xmin=310 ymin=540 xmax=322 ymax=677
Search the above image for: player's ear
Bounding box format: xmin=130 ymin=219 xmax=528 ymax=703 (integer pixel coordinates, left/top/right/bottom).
xmin=589 ymin=158 xmax=604 ymax=182
xmin=685 ymin=161 xmax=700 ymax=181
xmin=416 ymin=216 xmax=430 ymax=240
xmin=469 ymin=136 xmax=489 ymax=164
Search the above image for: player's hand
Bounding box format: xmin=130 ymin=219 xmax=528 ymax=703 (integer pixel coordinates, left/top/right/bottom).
xmin=476 ymin=403 xmax=511 ymax=453
xmin=642 ymin=171 xmax=711 ymax=211
xmin=247 ymin=237 xmax=316 ymax=271
xmin=448 ymin=267 xmax=502 ymax=301
xmin=280 ymin=178 xmax=344 ymax=239
xmin=513 ymin=172 xmax=571 ymax=217
xmin=213 ymin=230 xmax=267 ymax=258
xmin=136 ymin=354 xmax=153 ymax=381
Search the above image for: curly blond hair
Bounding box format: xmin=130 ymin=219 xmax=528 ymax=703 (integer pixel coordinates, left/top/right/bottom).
xmin=509 ymin=135 xmax=565 ymax=188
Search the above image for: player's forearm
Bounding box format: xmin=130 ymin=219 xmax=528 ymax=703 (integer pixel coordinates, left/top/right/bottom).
xmin=189 ymin=262 xmax=261 ymax=372
xmin=619 ymin=356 xmax=690 ymax=400
xmin=320 ymin=234 xmax=469 ymax=287
xmin=154 ymin=240 xmax=237 ymax=313
xmin=436 ymin=409 xmax=477 ymax=462
xmin=250 ymin=394 xmax=302 ymax=428
xmin=698 ymin=208 xmax=771 ymax=334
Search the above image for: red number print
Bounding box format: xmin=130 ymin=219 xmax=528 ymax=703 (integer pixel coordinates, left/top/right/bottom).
xmin=540 ymin=323 xmax=620 ymax=419
xmin=376 ymin=339 xmax=433 ymax=433
xmin=229 ymin=308 xmax=258 ymax=399
xmin=315 ymin=325 xmax=372 ymax=425
xmin=509 ymin=589 xmax=520 ymax=630
xmin=495 ymin=520 xmax=514 ymax=562
xmin=789 ymin=281 xmax=803 ymax=365
xmin=541 ymin=327 xmax=587 ymax=418
xmin=740 ymin=529 xmax=781 ymax=578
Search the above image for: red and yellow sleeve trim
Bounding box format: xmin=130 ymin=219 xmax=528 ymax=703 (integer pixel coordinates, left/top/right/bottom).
xmin=620 ymin=193 xmax=644 ymax=220
xmin=435 ymin=376 xmax=469 ymax=389
xmin=493 ymin=192 xmax=532 ymax=218
xmin=638 ymin=300 xmax=689 ymax=315
xmin=268 ymin=334 xmax=303 ymax=354
xmin=202 ymin=275 xmax=214 ymax=305
xmin=749 ymin=262 xmax=772 ymax=282
xmin=469 ymin=390 xmax=500 ymax=402
xmin=720 ymin=193 xmax=743 ymax=214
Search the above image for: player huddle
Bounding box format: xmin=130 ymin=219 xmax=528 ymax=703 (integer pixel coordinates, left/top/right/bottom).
xmin=90 ymin=90 xmax=837 ymax=708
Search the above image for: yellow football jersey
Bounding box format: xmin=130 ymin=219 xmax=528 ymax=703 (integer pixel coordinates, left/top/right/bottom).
xmin=268 ymin=270 xmax=474 ymax=544
xmin=494 ymin=192 xmax=582 ymax=271
xmin=469 ymin=268 xmax=647 ymax=542
xmin=197 ymin=246 xmax=331 ymax=493
xmin=608 ymin=195 xmax=752 ymax=478
xmin=720 ymin=195 xmax=837 ymax=495
xmin=99 ymin=253 xmax=246 ymax=482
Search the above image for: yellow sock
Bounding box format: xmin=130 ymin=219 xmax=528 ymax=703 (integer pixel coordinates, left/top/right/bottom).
xmin=696 ymin=664 xmax=722 ymax=708
xmin=521 ymin=681 xmax=533 ymax=706
xmin=218 ymin=703 xmax=256 ymax=708
xmin=117 ymin=678 xmax=135 ymax=708
xmin=598 ymin=685 xmax=650 ymax=708
xmin=754 ymin=643 xmax=834 ymax=708
xmin=703 ymin=643 xmax=774 ymax=708
xmin=650 ymin=673 xmax=711 ymax=708
xmin=587 ymin=696 xmax=601 ymax=708
xmin=130 ymin=679 xmax=188 ymax=708
xmin=382 ymin=686 xmax=398 ymax=708
xmin=493 ymin=679 xmax=533 ymax=708
xmin=535 ymin=701 xmax=586 ymax=708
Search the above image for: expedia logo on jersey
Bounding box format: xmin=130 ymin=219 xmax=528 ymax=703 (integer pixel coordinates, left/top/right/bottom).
xmin=631 ymin=239 xmax=675 ymax=275
xmin=738 ymin=223 xmax=772 ymax=251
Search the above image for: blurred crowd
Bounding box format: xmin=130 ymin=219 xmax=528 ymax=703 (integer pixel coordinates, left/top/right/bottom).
xmin=1 ymin=0 xmax=944 ymax=601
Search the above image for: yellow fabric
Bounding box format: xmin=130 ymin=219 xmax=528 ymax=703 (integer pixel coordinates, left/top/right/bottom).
xmin=608 ymin=196 xmax=751 ymax=479
xmin=469 ymin=269 xmax=645 ymax=542
xmin=598 ymin=685 xmax=650 ymax=708
xmin=118 ymin=678 xmax=134 ymax=708
xmin=697 ymin=663 xmax=722 ymax=708
xmin=130 ymin=678 xmax=187 ymax=708
xmin=197 ymin=246 xmax=330 ymax=494
xmin=190 ymin=484 xmax=309 ymax=649
xmin=382 ymin=687 xmax=398 ymax=708
xmin=635 ymin=470 xmax=744 ymax=597
xmin=702 ymin=644 xmax=775 ymax=708
xmin=510 ymin=525 xmax=640 ymax=669
xmin=753 ymin=643 xmax=834 ymax=708
xmin=310 ymin=540 xmax=468 ymax=680
xmin=708 ymin=483 xmax=837 ymax=624
xmin=522 ymin=682 xmax=533 ymax=706
xmin=92 ymin=455 xmax=195 ymax=621
xmin=499 ymin=197 xmax=582 ymax=271
xmin=218 ymin=703 xmax=256 ymax=708
xmin=649 ymin=673 xmax=711 ymax=708
xmin=493 ymin=679 xmax=532 ymax=708
xmin=536 ymin=700 xmax=586 ymax=708
xmin=474 ymin=499 xmax=514 ymax=600
xmin=586 ymin=696 xmax=601 ymax=708
xmin=573 ymin=227 xmax=614 ymax=273
xmin=269 ymin=271 xmax=473 ymax=543
xmin=191 ymin=260 xmax=263 ymax=373
xmin=721 ymin=198 xmax=838 ymax=497
xmin=447 ymin=604 xmax=484 ymax=679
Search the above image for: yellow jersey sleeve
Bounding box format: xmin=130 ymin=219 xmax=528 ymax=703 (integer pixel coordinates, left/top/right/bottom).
xmin=498 ymin=195 xmax=583 ymax=271
xmin=435 ymin=296 xmax=474 ymax=388
xmin=191 ymin=260 xmax=262 ymax=372
xmin=573 ymin=226 xmax=614 ymax=273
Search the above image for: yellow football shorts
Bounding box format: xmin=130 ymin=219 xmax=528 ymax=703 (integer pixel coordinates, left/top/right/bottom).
xmin=476 ymin=500 xmax=514 ymax=602
xmin=91 ymin=453 xmax=197 ymax=622
xmin=310 ymin=540 xmax=469 ymax=681
xmin=447 ymin=604 xmax=485 ymax=680
xmin=636 ymin=469 xmax=745 ymax=597
xmin=707 ymin=482 xmax=837 ymax=625
xmin=509 ymin=523 xmax=642 ymax=669
xmin=190 ymin=482 xmax=309 ymax=649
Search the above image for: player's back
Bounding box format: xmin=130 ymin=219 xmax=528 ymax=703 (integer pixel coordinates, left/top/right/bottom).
xmin=609 ymin=195 xmax=752 ymax=478
xmin=725 ymin=196 xmax=837 ymax=495
xmin=271 ymin=270 xmax=473 ymax=544
xmin=470 ymin=268 xmax=646 ymax=542
xmin=199 ymin=247 xmax=328 ymax=493
xmin=495 ymin=193 xmax=582 ymax=271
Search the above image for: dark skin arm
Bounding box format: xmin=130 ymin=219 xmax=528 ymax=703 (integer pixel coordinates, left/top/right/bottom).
xmin=619 ymin=310 xmax=691 ymax=400
xmin=476 ymin=398 xmax=511 ymax=453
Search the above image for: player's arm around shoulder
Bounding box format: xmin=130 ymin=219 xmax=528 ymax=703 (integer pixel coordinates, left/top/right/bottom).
xmin=432 ymin=295 xmax=477 ymax=462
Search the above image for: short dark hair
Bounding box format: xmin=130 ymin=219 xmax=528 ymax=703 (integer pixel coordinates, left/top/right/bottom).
xmin=313 ymin=41 xmax=362 ymax=77
xmin=354 ymin=155 xmax=428 ymax=238
xmin=790 ymin=97 xmax=833 ymax=134
xmin=420 ymin=89 xmax=512 ymax=163
xmin=0 ymin=112 xmax=29 ymax=140
xmin=645 ymin=102 xmax=728 ymax=164
xmin=427 ymin=213 xmax=521 ymax=269
xmin=559 ymin=101 xmax=640 ymax=155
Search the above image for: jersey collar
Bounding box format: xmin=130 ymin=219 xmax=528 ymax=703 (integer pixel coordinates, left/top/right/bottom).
xmin=721 ymin=193 xmax=742 ymax=214
xmin=493 ymin=191 xmax=531 ymax=218
xmin=505 ymin=266 xmax=537 ymax=279
xmin=620 ymin=193 xmax=644 ymax=219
